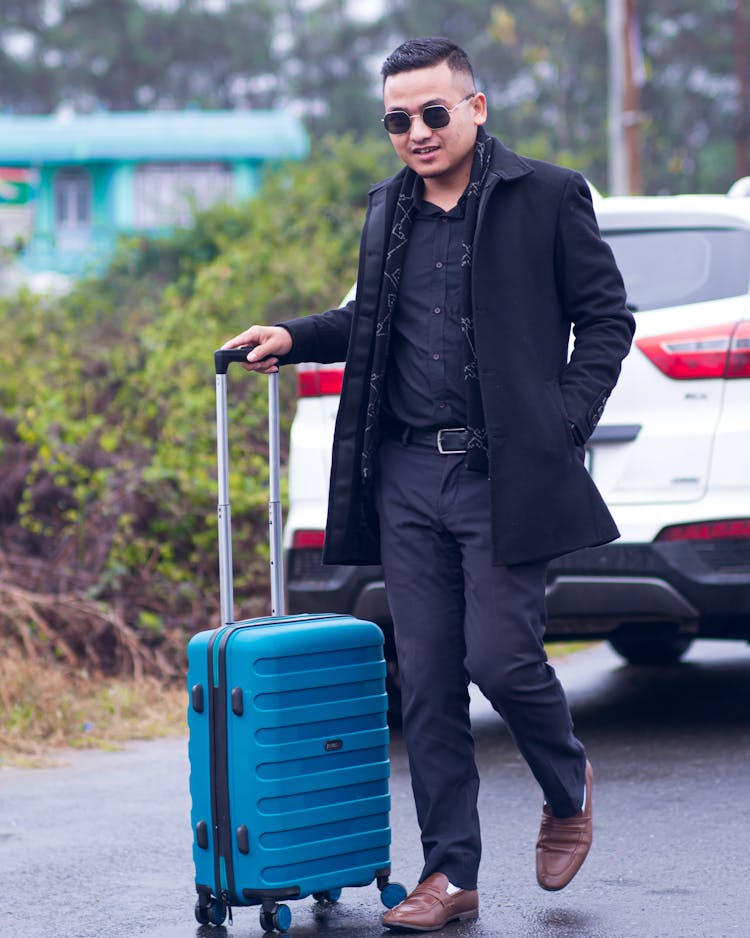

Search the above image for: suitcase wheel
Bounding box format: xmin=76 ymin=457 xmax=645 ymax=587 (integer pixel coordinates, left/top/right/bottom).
xmin=194 ymin=900 xmax=209 ymax=926
xmin=312 ymin=888 xmax=342 ymax=904
xmin=194 ymin=897 xmax=227 ymax=927
xmin=209 ymin=898 xmax=227 ymax=926
xmin=259 ymin=901 xmax=291 ymax=933
xmin=380 ymin=881 xmax=408 ymax=909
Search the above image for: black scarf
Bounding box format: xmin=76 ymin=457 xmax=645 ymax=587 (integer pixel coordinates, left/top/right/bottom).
xmin=362 ymin=126 xmax=495 ymax=478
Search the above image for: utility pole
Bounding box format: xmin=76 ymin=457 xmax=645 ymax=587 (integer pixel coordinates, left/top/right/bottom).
xmin=607 ymin=0 xmax=643 ymax=194
xmin=736 ymin=0 xmax=749 ymax=179
xmin=606 ymin=0 xmax=627 ymax=194
xmin=623 ymin=0 xmax=643 ymax=193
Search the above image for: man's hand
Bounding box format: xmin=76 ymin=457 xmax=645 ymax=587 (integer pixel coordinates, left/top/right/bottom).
xmin=221 ymin=325 xmax=293 ymax=373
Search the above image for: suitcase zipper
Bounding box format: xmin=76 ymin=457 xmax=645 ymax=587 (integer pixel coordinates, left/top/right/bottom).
xmin=207 ymin=624 xmax=241 ymax=908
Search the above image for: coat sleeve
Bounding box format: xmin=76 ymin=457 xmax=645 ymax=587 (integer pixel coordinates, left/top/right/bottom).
xmin=554 ymin=173 xmax=635 ymax=441
xmin=276 ymin=300 xmax=355 ymax=366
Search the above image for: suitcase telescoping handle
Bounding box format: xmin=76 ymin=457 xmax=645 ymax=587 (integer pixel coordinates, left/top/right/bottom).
xmin=214 ymin=349 xmax=285 ymax=625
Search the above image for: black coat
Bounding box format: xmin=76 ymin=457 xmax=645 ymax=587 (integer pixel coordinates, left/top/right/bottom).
xmin=282 ymin=139 xmax=635 ymax=566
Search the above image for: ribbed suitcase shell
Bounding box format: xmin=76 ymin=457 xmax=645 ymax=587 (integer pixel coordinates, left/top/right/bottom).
xmin=187 ymin=613 xmax=392 ymax=908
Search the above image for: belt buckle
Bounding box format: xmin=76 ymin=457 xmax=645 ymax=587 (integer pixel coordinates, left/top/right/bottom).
xmin=437 ymin=427 xmax=467 ymax=455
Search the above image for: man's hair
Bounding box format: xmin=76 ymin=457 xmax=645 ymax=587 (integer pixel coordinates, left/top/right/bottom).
xmin=381 ymin=37 xmax=475 ymax=86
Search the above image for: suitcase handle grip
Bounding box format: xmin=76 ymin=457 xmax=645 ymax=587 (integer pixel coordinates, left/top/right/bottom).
xmin=214 ymin=347 xmax=255 ymax=374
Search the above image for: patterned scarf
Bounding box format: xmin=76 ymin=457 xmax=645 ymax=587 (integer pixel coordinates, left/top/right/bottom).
xmin=362 ymin=125 xmax=495 ymax=479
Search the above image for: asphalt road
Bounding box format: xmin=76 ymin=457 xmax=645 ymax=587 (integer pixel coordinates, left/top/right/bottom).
xmin=1 ymin=639 xmax=749 ymax=938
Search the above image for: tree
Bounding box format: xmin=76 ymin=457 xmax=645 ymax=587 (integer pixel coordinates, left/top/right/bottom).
xmin=638 ymin=0 xmax=747 ymax=192
xmin=0 ymin=0 xmax=279 ymax=112
xmin=0 ymin=0 xmax=746 ymax=191
xmin=0 ymin=0 xmax=60 ymax=111
xmin=275 ymin=0 xmax=386 ymax=137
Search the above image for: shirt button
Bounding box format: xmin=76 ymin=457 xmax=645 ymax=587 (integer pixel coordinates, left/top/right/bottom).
xmin=435 ymin=261 xmax=443 ymax=269
xmin=432 ymin=353 xmax=440 ymax=360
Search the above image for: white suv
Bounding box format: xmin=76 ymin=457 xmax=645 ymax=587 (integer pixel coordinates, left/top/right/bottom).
xmin=284 ymin=182 xmax=750 ymax=684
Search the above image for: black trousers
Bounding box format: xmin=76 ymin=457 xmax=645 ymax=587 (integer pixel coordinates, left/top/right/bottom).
xmin=374 ymin=437 xmax=586 ymax=891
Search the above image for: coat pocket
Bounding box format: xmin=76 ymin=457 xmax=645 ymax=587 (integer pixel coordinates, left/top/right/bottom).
xmin=543 ymin=379 xmax=578 ymax=456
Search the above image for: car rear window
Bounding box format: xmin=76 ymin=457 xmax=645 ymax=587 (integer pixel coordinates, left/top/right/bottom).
xmin=602 ymin=228 xmax=750 ymax=311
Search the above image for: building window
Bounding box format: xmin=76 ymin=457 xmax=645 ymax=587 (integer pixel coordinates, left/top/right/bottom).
xmin=134 ymin=162 xmax=233 ymax=228
xmin=55 ymin=170 xmax=91 ymax=229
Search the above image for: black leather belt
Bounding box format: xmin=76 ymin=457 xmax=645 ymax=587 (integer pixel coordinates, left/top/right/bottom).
xmin=385 ymin=423 xmax=469 ymax=454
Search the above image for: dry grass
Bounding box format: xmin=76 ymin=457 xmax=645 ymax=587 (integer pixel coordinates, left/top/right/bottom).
xmin=0 ymin=643 xmax=186 ymax=768
xmin=0 ymin=640 xmax=598 ymax=769
xmin=546 ymin=640 xmax=598 ymax=659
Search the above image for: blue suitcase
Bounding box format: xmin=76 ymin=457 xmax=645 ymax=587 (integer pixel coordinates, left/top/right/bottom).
xmin=186 ymin=351 xmax=406 ymax=932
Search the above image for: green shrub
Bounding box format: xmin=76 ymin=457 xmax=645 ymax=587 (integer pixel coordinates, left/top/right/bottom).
xmin=0 ymin=134 xmax=398 ymax=676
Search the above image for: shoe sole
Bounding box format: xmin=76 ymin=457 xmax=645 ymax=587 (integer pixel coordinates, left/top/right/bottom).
xmin=382 ymin=909 xmax=479 ymax=933
xmin=537 ymin=874 xmax=580 ymax=892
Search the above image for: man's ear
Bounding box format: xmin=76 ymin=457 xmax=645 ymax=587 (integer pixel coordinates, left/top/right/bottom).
xmin=471 ymin=93 xmax=488 ymax=126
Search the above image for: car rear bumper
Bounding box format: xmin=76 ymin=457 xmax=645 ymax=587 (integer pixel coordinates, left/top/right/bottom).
xmin=547 ymin=539 xmax=750 ymax=638
xmin=287 ymin=538 xmax=750 ymax=642
xmin=286 ymin=551 xmax=389 ymax=619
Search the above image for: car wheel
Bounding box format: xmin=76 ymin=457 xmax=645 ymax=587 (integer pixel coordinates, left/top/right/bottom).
xmin=609 ymin=633 xmax=693 ymax=665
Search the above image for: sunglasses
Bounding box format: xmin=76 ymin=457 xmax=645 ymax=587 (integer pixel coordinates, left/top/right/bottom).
xmin=381 ymin=93 xmax=476 ymax=135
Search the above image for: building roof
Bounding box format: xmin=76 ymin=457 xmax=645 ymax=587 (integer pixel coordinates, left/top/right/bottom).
xmin=0 ymin=109 xmax=309 ymax=164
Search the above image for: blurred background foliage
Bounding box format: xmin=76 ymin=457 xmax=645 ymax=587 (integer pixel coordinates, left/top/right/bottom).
xmin=0 ymin=0 xmax=747 ymax=679
xmin=0 ymin=135 xmax=398 ymax=676
xmin=0 ymin=0 xmax=747 ymax=193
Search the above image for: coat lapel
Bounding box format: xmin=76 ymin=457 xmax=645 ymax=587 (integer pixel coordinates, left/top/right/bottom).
xmin=476 ymin=140 xmax=534 ymax=236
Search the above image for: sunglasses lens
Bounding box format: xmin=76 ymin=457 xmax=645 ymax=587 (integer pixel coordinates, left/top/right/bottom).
xmin=422 ymin=105 xmax=451 ymax=129
xmin=383 ymin=111 xmax=411 ymax=134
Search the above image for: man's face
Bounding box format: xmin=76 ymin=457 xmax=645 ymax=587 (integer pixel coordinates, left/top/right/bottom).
xmin=382 ymin=61 xmax=487 ymax=187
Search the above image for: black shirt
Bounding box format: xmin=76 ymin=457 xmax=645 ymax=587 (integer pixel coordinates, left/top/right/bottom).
xmin=384 ymin=189 xmax=468 ymax=430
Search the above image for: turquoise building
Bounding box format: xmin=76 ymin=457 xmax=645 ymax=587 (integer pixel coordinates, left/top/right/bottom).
xmin=0 ymin=110 xmax=309 ymax=276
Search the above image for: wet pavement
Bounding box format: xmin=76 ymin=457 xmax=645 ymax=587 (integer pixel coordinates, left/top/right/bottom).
xmin=1 ymin=639 xmax=749 ymax=938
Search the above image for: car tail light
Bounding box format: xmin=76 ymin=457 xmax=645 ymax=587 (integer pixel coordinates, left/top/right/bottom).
xmin=656 ymin=519 xmax=750 ymax=541
xmin=292 ymin=529 xmax=326 ymax=549
xmin=296 ymin=364 xmax=345 ymax=397
xmin=636 ymin=321 xmax=750 ymax=379
xmin=726 ymin=320 xmax=750 ymax=377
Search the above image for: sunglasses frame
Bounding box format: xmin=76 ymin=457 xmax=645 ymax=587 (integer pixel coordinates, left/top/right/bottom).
xmin=381 ymin=93 xmax=476 ymax=136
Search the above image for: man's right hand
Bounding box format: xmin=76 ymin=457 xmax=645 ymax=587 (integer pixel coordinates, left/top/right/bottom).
xmin=220 ymin=325 xmax=293 ymax=374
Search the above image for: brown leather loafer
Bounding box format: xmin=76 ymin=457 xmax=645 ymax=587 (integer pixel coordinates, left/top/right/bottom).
xmin=536 ymin=760 xmax=593 ymax=891
xmin=381 ymin=872 xmax=478 ymax=932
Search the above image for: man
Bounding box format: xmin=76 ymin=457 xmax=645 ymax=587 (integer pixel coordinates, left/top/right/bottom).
xmin=223 ymin=37 xmax=634 ymax=933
